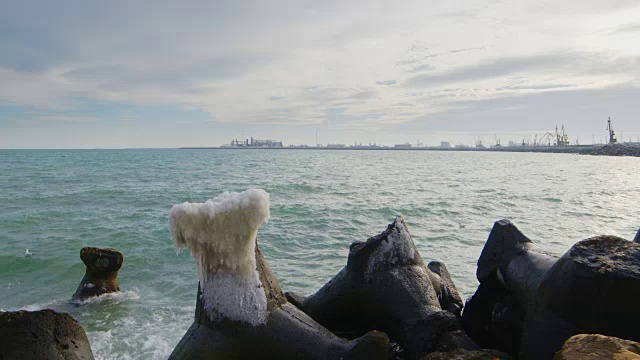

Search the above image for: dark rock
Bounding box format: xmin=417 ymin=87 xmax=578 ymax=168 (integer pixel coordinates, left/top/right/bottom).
xmin=462 ymin=271 xmax=525 ymax=356
xmin=421 ymin=348 xmax=510 ymax=360
xmin=553 ymin=334 xmax=640 ymax=360
xmin=520 ymin=236 xmax=640 ymax=359
xmin=0 ymin=309 xmax=94 ymax=360
xmin=72 ymin=247 xmax=123 ymax=300
xmin=169 ymin=246 xmax=390 ymax=360
xmin=588 ymin=144 xmax=640 ymax=157
xmin=634 ymin=228 xmax=640 ymax=243
xmin=464 ymin=220 xmax=552 ymax=356
xmin=467 ymin=220 xmax=640 ymax=360
xmin=285 ymin=216 xmax=463 ymax=359
xmin=284 ymin=291 xmax=305 ymax=309
xmin=434 ymin=330 xmax=481 ymax=352
xmin=428 ymin=261 xmax=464 ymax=318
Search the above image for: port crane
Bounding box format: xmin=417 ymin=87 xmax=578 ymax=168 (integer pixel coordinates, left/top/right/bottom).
xmin=555 ymin=125 xmax=569 ymax=146
xmin=607 ymin=117 xmax=617 ymax=144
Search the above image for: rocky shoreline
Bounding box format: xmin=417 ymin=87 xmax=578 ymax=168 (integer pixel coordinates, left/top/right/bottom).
xmin=584 ymin=143 xmax=640 ymax=157
xmin=1 ymin=205 xmax=639 ymax=359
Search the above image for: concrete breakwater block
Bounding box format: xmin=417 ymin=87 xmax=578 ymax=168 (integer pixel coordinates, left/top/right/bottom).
xmin=286 ymin=215 xmax=470 ymax=360
xmin=170 ymin=247 xmax=390 ymax=360
xmin=72 ymin=247 xmax=123 ymax=300
xmin=168 ymin=189 xmax=390 ymax=360
xmin=0 ymin=309 xmax=94 ymax=360
xmin=464 ymin=220 xmax=640 ymax=359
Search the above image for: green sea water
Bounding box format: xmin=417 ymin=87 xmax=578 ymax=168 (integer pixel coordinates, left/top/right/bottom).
xmin=1 ymin=149 xmax=638 ymax=359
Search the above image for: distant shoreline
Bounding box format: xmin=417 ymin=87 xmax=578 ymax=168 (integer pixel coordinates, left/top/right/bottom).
xmin=180 ymin=145 xmax=594 ymax=154
xmin=179 ymin=144 xmax=640 ymax=157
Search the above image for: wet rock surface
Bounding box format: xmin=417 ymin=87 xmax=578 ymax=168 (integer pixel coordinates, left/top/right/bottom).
xmin=72 ymin=247 xmax=123 ymax=300
xmin=0 ymin=309 xmax=94 ymax=360
xmin=286 ymin=216 xmax=464 ymax=359
xmin=553 ymin=334 xmax=640 ymax=360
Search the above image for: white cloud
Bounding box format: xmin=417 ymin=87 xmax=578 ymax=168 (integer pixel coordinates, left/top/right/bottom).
xmin=1 ymin=0 xmax=640 ymax=147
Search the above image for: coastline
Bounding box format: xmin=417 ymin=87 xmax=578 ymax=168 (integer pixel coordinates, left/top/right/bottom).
xmin=178 ymin=144 xmax=640 ymax=157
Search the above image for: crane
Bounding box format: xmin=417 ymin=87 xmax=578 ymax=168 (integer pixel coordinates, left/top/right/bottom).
xmin=607 ymin=117 xmax=617 ymax=144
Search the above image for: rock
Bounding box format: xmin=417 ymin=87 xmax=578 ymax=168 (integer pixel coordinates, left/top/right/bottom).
xmin=634 ymin=228 xmax=640 ymax=243
xmin=520 ymin=236 xmax=640 ymax=359
xmin=428 ymin=261 xmax=464 ymax=318
xmin=421 ymin=348 xmax=510 ymax=360
xmin=463 ymin=220 xmax=553 ymax=356
xmin=169 ymin=247 xmax=390 ymax=360
xmin=553 ymin=334 xmax=640 ymax=360
xmin=588 ymin=144 xmax=640 ymax=157
xmin=286 ymin=216 xmax=463 ymax=359
xmin=466 ymin=221 xmax=640 ymax=359
xmin=72 ymin=247 xmax=123 ymax=300
xmin=434 ymin=330 xmax=481 ymax=352
xmin=0 ymin=309 xmax=94 ymax=360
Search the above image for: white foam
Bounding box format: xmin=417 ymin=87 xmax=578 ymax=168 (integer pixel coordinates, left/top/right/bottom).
xmin=169 ymin=189 xmax=270 ymax=326
xmin=70 ymin=290 xmax=141 ymax=306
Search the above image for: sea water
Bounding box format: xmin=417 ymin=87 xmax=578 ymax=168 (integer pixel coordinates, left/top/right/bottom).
xmin=0 ymin=149 xmax=638 ymax=359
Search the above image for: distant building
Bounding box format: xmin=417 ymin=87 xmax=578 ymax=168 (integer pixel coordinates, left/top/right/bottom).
xmin=440 ymin=141 xmax=451 ymax=148
xmin=327 ymin=143 xmax=346 ymax=148
xmin=394 ymin=143 xmax=412 ymax=148
xmin=227 ymin=137 xmax=283 ymax=147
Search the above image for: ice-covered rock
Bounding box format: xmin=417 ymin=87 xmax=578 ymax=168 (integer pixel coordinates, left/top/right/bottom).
xmin=169 ymin=189 xmax=390 ymax=360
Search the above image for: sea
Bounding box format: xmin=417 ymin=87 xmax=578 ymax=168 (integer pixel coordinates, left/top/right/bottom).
xmin=1 ymin=149 xmax=638 ymax=359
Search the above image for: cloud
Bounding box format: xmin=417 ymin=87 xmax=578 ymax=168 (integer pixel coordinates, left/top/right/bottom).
xmin=36 ymin=115 xmax=98 ymax=122
xmin=1 ymin=0 xmax=640 ymax=147
xmin=610 ymin=23 xmax=640 ymax=33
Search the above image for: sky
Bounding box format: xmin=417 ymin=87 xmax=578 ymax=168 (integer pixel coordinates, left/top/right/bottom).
xmin=1 ymin=0 xmax=640 ymax=148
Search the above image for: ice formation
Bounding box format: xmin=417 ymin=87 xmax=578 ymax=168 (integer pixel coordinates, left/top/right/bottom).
xmin=169 ymin=189 xmax=271 ymax=326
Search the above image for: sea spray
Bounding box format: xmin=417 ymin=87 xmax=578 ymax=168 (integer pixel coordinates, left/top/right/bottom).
xmin=169 ymin=189 xmax=271 ymax=326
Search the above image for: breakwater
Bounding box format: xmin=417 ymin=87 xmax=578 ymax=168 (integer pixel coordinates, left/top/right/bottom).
xmin=181 ymin=144 xmax=640 ymax=157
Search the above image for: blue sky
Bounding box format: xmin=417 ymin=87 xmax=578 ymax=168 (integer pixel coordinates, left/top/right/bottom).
xmin=1 ymin=0 xmax=640 ymax=148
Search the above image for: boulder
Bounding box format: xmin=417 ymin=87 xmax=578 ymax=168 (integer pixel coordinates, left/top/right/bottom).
xmin=463 ymin=220 xmax=552 ymax=356
xmin=520 ymin=236 xmax=640 ymax=359
xmin=286 ymin=216 xmax=464 ymax=359
xmin=634 ymin=228 xmax=640 ymax=243
xmin=0 ymin=309 xmax=94 ymax=360
xmin=434 ymin=330 xmax=481 ymax=352
xmin=465 ymin=220 xmax=640 ymax=359
xmin=553 ymin=334 xmax=640 ymax=360
xmin=72 ymin=247 xmax=123 ymax=300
